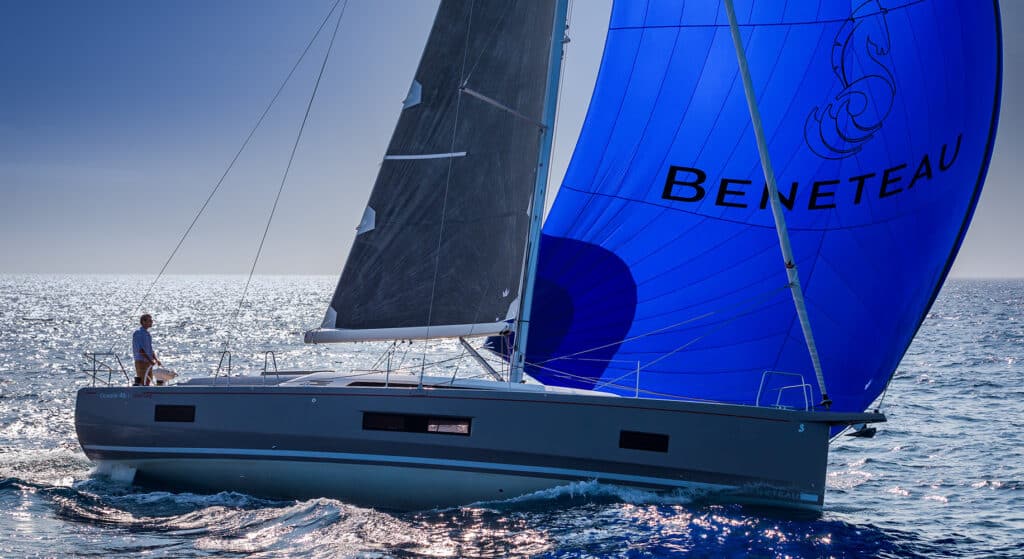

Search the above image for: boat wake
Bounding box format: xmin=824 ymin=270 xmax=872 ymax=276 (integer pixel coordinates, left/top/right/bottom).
xmin=468 ymin=479 xmax=699 ymax=509
xmin=2 ymin=470 xmax=1017 ymax=558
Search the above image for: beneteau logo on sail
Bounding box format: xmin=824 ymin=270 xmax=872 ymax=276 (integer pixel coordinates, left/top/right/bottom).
xmin=804 ymin=0 xmax=895 ymax=160
xmin=661 ymin=135 xmax=962 ymax=211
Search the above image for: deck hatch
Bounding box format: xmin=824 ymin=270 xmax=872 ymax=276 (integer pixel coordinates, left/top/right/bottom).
xmin=619 ymin=430 xmax=669 ymax=452
xmin=154 ymin=405 xmax=195 ymax=423
xmin=362 ymin=412 xmax=471 ymax=436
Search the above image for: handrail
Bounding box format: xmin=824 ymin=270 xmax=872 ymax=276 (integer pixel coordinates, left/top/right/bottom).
xmin=385 ymin=344 xmax=392 ymax=388
xmin=756 ymin=370 xmax=812 ymax=411
xmin=262 ymin=351 xmax=279 ymax=385
xmin=82 ymin=352 xmax=130 ymax=386
xmin=214 ymin=350 xmax=232 ymax=385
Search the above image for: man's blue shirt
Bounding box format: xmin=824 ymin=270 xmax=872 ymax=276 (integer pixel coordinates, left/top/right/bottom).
xmin=132 ymin=328 xmax=154 ymax=361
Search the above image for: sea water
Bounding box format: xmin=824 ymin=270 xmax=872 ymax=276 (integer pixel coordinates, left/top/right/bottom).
xmin=0 ymin=275 xmax=1021 ymax=558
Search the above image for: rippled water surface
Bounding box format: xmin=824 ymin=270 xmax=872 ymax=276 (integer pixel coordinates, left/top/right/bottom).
xmin=1 ymin=275 xmax=1022 ymax=557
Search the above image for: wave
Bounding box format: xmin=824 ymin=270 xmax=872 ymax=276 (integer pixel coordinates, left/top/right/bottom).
xmin=5 ymin=471 xmax=1016 ymax=559
xmin=465 ymin=480 xmax=698 ymax=510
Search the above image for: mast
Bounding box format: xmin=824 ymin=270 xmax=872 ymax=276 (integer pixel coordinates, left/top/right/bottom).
xmin=723 ymin=0 xmax=831 ymax=407
xmin=509 ymin=0 xmax=570 ymax=384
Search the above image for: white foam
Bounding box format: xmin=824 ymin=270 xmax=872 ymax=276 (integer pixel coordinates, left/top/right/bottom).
xmin=93 ymin=461 xmax=137 ymax=483
xmin=469 ymin=480 xmax=699 ymax=508
xmin=109 ymin=489 xmax=281 ymax=510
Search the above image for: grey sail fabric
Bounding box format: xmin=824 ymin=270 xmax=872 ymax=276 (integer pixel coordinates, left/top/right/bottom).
xmin=312 ymin=0 xmax=559 ymax=340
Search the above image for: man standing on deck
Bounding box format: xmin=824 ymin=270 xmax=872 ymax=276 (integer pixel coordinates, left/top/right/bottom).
xmin=132 ymin=314 xmax=161 ymax=385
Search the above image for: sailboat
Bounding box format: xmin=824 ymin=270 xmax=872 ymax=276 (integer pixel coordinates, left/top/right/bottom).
xmin=75 ymin=0 xmax=1002 ymax=512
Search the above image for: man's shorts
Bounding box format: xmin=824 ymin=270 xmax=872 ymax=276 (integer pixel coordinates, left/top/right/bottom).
xmin=134 ymin=360 xmax=151 ymax=384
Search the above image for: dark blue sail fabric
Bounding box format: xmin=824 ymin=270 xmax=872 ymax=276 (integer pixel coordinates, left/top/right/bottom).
xmin=525 ymin=0 xmax=1001 ymax=413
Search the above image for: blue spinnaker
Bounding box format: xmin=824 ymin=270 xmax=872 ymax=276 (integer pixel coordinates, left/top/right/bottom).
xmin=525 ymin=0 xmax=1002 ymax=413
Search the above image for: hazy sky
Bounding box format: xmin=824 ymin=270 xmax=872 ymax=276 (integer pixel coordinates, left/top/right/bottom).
xmin=1 ymin=1 xmax=1020 ymax=277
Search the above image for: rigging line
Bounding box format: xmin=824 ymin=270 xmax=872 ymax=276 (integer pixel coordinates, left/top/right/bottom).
xmin=587 ymin=285 xmax=785 ymax=390
xmin=592 ymin=367 xmax=643 ymax=393
xmin=554 ymin=357 xmax=643 ymax=364
xmin=639 ymin=288 xmax=781 ymax=372
xmin=111 ymin=0 xmax=343 ymax=354
xmin=448 ymin=342 xmax=468 ymax=384
xmin=458 ymin=271 xmax=500 ymax=359
xmin=396 ymin=341 xmax=412 ymax=371
xmin=224 ymin=0 xmax=349 ymax=351
xmin=457 ymin=4 xmax=566 ymax=130
xmin=317 ymin=351 xmax=472 ymax=381
xmin=421 ymin=0 xmax=476 ymax=376
xmin=461 ymin=0 xmax=514 ymax=83
xmin=874 ymin=373 xmax=893 ymax=412
xmin=367 ymin=352 xmax=473 ymax=376
xmin=523 ymin=360 xmax=728 ymax=404
xmin=535 ymin=284 xmax=788 ymax=366
xmin=370 ymin=340 xmax=397 ymax=371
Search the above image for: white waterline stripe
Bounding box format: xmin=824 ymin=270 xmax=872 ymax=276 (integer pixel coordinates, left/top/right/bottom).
xmin=87 ymin=444 xmax=735 ymax=491
xmin=383 ymin=152 xmax=467 ymax=160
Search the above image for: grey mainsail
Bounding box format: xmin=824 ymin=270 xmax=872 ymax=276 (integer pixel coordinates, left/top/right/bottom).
xmin=308 ymin=0 xmax=560 ymax=343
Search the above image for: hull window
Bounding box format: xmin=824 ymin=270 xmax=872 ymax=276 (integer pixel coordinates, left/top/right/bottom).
xmin=363 ymin=412 xmax=471 ymax=436
xmin=154 ymin=405 xmax=196 ymax=423
xmin=619 ymin=430 xmax=669 ymax=452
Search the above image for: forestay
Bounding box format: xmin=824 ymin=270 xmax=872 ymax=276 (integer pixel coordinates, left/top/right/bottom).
xmin=308 ymin=1 xmax=560 ymax=343
xmin=522 ymin=0 xmax=1002 ymax=413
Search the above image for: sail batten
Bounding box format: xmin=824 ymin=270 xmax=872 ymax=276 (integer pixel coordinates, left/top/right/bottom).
xmin=382 ymin=152 xmax=467 ymax=160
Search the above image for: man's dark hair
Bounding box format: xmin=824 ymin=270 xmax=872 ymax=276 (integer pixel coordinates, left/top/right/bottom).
xmin=140 ymin=314 xmax=152 ymax=325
